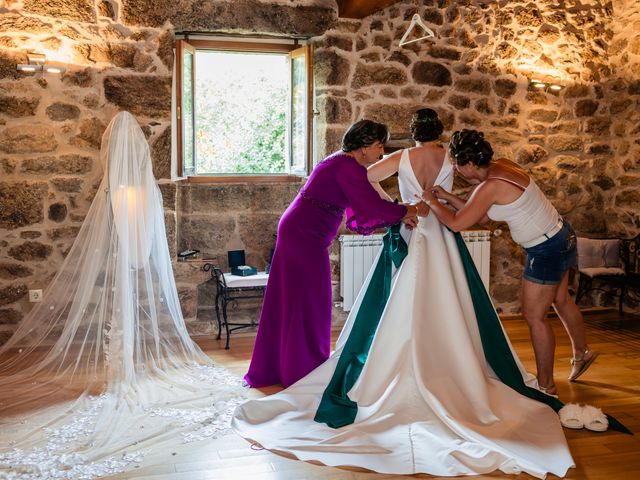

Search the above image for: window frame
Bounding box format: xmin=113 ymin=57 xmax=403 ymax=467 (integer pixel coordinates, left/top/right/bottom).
xmin=175 ymin=37 xmax=314 ymax=183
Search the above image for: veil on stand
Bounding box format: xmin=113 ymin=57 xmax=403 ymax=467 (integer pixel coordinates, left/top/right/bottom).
xmin=0 ymin=112 xmax=245 ymax=479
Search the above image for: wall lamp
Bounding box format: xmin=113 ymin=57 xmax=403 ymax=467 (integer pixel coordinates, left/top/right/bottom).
xmin=17 ymin=53 xmax=66 ymax=74
xmin=530 ymin=79 xmax=562 ymax=92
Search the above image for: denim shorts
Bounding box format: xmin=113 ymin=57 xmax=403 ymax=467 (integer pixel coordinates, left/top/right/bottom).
xmin=523 ymin=220 xmax=577 ymax=285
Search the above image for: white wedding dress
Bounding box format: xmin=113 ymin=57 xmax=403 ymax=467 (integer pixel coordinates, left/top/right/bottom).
xmin=232 ymin=150 xmax=574 ymax=478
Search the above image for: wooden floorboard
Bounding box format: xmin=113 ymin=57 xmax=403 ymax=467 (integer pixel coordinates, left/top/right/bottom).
xmin=102 ymin=310 xmax=640 ymax=478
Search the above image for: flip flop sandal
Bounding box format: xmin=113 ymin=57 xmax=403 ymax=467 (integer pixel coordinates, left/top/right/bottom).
xmin=569 ymin=350 xmax=600 ymax=381
xmin=539 ymin=384 xmax=559 ymax=398
xmin=582 ymin=405 xmax=609 ymax=432
xmin=559 ymin=403 xmax=584 ymax=429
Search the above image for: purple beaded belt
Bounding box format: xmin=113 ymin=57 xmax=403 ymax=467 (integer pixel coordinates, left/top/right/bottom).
xmin=299 ymin=188 xmax=343 ymax=217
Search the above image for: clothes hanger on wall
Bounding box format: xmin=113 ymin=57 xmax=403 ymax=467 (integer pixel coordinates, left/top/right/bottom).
xmin=399 ymin=13 xmax=435 ymax=46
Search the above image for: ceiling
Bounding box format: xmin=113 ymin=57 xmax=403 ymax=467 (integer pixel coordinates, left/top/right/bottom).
xmin=336 ymin=0 xmax=403 ymax=19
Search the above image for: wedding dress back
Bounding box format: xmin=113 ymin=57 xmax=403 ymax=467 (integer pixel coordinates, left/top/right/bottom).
xmin=0 ymin=112 xmax=244 ymax=479
xmin=233 ymin=147 xmax=574 ymax=479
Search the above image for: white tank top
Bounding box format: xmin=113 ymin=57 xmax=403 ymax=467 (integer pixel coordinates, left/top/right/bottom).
xmin=486 ymin=178 xmax=559 ymax=246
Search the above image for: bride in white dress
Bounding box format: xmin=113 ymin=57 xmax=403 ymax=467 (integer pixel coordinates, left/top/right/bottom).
xmin=232 ymin=110 xmax=574 ymax=478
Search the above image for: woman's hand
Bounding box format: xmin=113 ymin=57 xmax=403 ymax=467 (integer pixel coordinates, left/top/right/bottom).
xmin=430 ymin=185 xmax=450 ymax=200
xmin=422 ymin=188 xmax=438 ymax=206
xmin=414 ymin=201 xmax=430 ymax=217
xmin=401 ymin=205 xmax=418 ymax=229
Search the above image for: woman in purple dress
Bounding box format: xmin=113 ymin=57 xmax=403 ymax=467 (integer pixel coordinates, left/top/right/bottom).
xmin=245 ymin=120 xmax=427 ymax=388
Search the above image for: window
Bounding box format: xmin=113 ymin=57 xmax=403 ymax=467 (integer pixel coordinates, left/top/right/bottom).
xmin=175 ymin=38 xmax=313 ymax=181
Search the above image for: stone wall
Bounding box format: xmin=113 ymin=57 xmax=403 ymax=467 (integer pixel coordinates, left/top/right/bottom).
xmin=0 ymin=0 xmax=335 ymax=342
xmin=312 ymin=0 xmax=640 ymax=313
xmin=1 ymin=0 xmax=638 ymax=344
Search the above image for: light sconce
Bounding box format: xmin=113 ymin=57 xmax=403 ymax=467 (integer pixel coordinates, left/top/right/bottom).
xmin=17 ymin=53 xmax=66 ymax=74
xmin=530 ymin=79 xmax=563 ymax=93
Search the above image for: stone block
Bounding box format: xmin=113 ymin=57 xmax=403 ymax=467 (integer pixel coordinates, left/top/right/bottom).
xmin=610 ymin=99 xmax=632 ymax=115
xmin=592 ymin=175 xmax=615 ymax=191
xmin=0 ymin=96 xmax=39 ymax=117
xmin=428 ymin=46 xmax=461 ymax=61
xmin=563 ymin=84 xmax=590 ymax=98
xmin=529 ymin=109 xmax=558 ymax=123
xmin=46 ymin=102 xmax=81 ymax=121
xmin=0 ymin=308 xmax=22 ymax=325
xmin=151 ymin=126 xmax=171 ymax=180
xmin=411 ymin=61 xmax=452 ymax=86
xmin=0 ymin=126 xmax=57 ymax=154
xmin=362 ymin=103 xmax=424 ymax=136
xmin=180 ymin=184 xmax=252 ymax=213
xmin=616 ymin=190 xmax=640 ymax=210
xmin=455 ymin=77 xmax=491 ymax=95
xmin=48 ymin=202 xmax=68 ymax=222
xmin=314 ymin=50 xmax=351 ymax=87
xmin=386 ymin=50 xmax=412 ymax=66
xmin=0 ymin=284 xmax=27 ymax=307
xmin=177 ymin=215 xmax=236 ymax=255
xmin=248 ymin=183 xmax=301 ymax=213
xmin=159 ymin=183 xmax=176 ymax=211
xmin=0 ymin=263 xmax=33 ymax=279
xmin=50 ymin=178 xmax=84 ymax=193
xmin=0 ymin=182 xmax=47 ymax=229
xmin=547 ymin=135 xmax=582 ymax=152
xmin=574 ymin=99 xmax=598 ymax=117
xmin=351 ymin=63 xmax=407 ymax=89
xmin=8 ymin=241 xmax=53 ymax=261
xmin=23 ymin=0 xmax=97 ymax=23
xmin=121 ymin=0 xmax=336 ymax=36
xmin=360 ymin=52 xmax=382 ymax=63
xmin=318 ymin=96 xmax=352 ymax=124
xmin=516 ymin=144 xmax=548 ymax=165
xmin=236 ymin=213 xmax=282 ymax=259
xmin=48 ymin=226 xmax=80 ymax=240
xmin=21 ymin=155 xmax=94 ymax=175
xmin=474 ymin=98 xmax=494 ymax=115
xmin=104 ymin=75 xmax=171 ymax=117
xmin=585 ymin=116 xmax=611 ymax=136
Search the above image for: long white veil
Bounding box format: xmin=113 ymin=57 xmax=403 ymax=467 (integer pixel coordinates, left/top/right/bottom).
xmin=0 ymin=112 xmax=244 ymax=479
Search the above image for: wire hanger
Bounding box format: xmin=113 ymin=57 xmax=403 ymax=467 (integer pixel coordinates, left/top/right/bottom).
xmin=399 ymin=13 xmax=435 ymax=47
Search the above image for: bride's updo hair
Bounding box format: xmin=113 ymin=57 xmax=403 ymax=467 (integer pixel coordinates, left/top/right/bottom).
xmin=410 ymin=108 xmax=444 ymax=142
xmin=449 ymin=129 xmax=493 ymax=168
xmin=342 ymin=119 xmax=390 ymax=152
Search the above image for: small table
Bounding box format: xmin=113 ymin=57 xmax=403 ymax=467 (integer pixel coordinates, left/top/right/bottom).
xmin=203 ymin=264 xmax=268 ymax=349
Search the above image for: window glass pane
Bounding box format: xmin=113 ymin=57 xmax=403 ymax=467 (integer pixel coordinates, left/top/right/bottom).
xmin=194 ymin=51 xmax=288 ymax=174
xmin=182 ymin=50 xmax=195 ymax=175
xmin=290 ymin=54 xmax=306 ymax=172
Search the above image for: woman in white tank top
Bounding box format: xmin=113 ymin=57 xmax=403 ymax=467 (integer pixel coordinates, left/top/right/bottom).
xmin=424 ymin=129 xmax=598 ymax=397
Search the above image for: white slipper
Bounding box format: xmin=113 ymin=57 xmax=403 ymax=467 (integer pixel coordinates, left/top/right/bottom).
xmin=582 ymin=404 xmax=609 ymax=432
xmin=559 ymin=403 xmax=584 ymax=429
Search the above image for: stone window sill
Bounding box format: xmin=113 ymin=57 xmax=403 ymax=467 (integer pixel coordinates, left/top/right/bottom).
xmin=184 ymin=175 xmax=305 ymax=184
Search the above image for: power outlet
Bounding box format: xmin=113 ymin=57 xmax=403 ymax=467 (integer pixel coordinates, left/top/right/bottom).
xmin=29 ymin=289 xmax=43 ymax=302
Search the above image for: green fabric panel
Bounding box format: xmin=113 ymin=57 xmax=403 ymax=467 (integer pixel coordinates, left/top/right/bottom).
xmin=314 ymin=225 xmax=407 ymax=428
xmin=453 ymin=232 xmax=631 ymax=435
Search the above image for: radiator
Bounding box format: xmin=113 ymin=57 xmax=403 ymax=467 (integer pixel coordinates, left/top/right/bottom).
xmin=339 ymin=230 xmax=491 ymax=311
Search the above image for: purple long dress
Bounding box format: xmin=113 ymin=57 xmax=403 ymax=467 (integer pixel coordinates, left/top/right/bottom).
xmin=244 ymin=152 xmax=407 ymax=388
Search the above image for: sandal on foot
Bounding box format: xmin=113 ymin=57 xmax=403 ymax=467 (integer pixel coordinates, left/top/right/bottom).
xmin=582 ymin=405 xmax=608 ymax=432
xmin=569 ymin=349 xmax=600 ymax=381
xmin=559 ymin=403 xmax=584 ymax=429
xmin=539 ymin=384 xmax=559 ymax=398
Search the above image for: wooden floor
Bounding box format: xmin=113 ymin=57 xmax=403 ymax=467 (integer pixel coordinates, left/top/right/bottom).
xmin=108 ymin=309 xmax=640 ymax=480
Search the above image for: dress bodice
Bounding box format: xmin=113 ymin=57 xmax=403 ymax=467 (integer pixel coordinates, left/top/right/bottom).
xmin=397 ymin=148 xmax=453 ymax=233
xmin=397 ymin=148 xmax=453 ymax=202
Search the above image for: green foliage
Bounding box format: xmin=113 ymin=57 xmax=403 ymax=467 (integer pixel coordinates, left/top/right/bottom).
xmin=194 ymin=53 xmax=287 ymax=174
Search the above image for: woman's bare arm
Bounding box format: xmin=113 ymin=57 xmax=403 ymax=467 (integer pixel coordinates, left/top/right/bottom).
xmin=424 ymin=181 xmax=497 ymax=231
xmin=431 ymin=185 xmax=490 ymax=223
xmin=367 ymin=150 xmax=402 ymax=183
